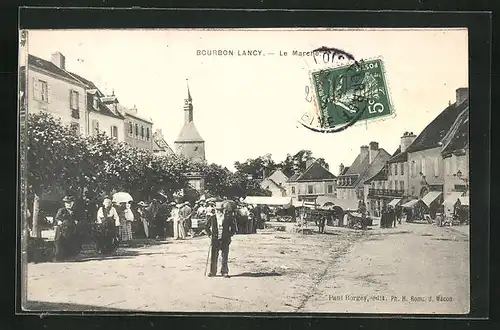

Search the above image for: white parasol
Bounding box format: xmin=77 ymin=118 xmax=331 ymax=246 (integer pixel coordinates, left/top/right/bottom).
xmin=112 ymin=192 xmax=133 ymax=204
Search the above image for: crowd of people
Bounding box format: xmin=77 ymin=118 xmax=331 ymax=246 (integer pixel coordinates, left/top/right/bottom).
xmin=380 ymin=204 xmax=403 ymax=228
xmin=48 ymin=193 xmax=271 ymax=262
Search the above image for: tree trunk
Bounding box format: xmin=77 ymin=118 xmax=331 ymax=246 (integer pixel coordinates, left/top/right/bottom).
xmin=32 ymin=192 xmax=41 ymax=238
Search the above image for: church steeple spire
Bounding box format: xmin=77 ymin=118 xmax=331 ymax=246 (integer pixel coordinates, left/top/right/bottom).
xmin=184 ymin=79 xmax=193 ymax=123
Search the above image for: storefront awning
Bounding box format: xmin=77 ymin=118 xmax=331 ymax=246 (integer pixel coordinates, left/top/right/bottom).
xmin=292 ymin=200 xmax=313 ymax=208
xmin=315 ymin=196 xmax=358 ymax=211
xmin=402 ymin=199 xmax=419 ymax=208
xmin=458 ymin=196 xmax=469 ymax=206
xmin=244 ymin=196 xmax=292 ymax=206
xmin=442 ymin=192 xmax=463 ymax=207
xmin=388 ymin=198 xmax=402 ymax=207
xmin=421 ymin=191 xmax=442 ymax=208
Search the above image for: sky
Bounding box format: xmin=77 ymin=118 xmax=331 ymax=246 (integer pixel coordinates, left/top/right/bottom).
xmin=26 ymin=28 xmax=468 ymax=174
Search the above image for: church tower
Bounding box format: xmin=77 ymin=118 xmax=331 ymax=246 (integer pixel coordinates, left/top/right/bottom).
xmin=174 ymin=80 xmax=206 ymax=162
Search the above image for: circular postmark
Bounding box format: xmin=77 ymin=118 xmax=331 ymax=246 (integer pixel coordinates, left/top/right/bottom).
xmin=299 ymin=47 xmax=385 ymax=133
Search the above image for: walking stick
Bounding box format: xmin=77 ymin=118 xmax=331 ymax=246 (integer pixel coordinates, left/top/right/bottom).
xmin=204 ymin=241 xmax=211 ymax=276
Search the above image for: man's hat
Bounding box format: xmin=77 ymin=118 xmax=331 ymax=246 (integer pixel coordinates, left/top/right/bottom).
xmin=137 ymin=201 xmax=148 ymax=207
xmin=62 ymin=195 xmax=75 ymax=202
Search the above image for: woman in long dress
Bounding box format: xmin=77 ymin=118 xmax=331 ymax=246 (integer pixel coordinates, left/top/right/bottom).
xmin=169 ymin=204 xmax=181 ymax=239
xmin=117 ymin=202 xmax=134 ymax=242
xmin=177 ymin=204 xmax=187 ymax=240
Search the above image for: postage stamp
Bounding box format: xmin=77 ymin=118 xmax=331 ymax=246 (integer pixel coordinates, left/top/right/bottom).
xmin=17 ymin=23 xmax=475 ymax=316
xmin=305 ymin=58 xmax=393 ymax=132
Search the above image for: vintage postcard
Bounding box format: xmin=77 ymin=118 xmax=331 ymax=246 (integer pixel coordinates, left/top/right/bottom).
xmin=19 ymin=28 xmax=470 ymax=314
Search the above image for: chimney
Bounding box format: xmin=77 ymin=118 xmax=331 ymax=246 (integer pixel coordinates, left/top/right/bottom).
xmin=368 ymin=142 xmax=379 ymax=164
xmin=51 ymin=52 xmax=66 ymax=70
xmin=456 ymin=87 xmax=468 ymax=105
xmin=339 ymin=163 xmax=345 ymax=175
xmin=400 ymin=131 xmax=417 ymax=153
xmin=360 ymin=145 xmax=369 ymax=160
xmin=156 ymin=129 xmax=163 ymax=138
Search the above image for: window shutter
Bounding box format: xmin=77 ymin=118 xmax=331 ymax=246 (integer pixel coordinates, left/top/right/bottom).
xmin=46 ymin=83 xmax=51 ymax=103
xmin=434 ymin=157 xmax=439 ymax=176
xmin=69 ymin=89 xmax=73 ymax=109
xmin=421 ymin=158 xmax=426 ymax=176
xmin=32 ymin=77 xmax=39 ymax=100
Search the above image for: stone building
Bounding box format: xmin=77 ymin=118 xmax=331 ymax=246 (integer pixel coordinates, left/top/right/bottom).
xmin=287 ymin=159 xmax=337 ymax=203
xmin=337 ymin=142 xmax=391 ymax=201
xmin=22 ymin=52 xmax=87 ymax=135
xmin=174 ymin=83 xmax=206 ymax=163
xmin=441 ymin=94 xmax=469 ymax=216
xmin=260 ymin=169 xmax=289 ymax=197
xmin=152 ymin=129 xmax=175 ymax=156
xmin=120 ymin=105 xmax=154 ymax=151
xmin=67 ymin=72 xmax=126 ymax=142
xmin=406 ymin=88 xmax=469 ymax=213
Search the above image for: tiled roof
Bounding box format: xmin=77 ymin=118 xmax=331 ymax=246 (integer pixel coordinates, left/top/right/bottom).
xmin=123 ymin=110 xmax=153 ymax=124
xmin=295 ymin=161 xmax=337 ymax=182
xmin=287 ymin=172 xmax=302 ymax=182
xmin=153 ymin=132 xmax=175 ymax=154
xmin=355 ymin=149 xmax=391 ymax=186
xmin=66 ymin=71 xmax=101 ymax=91
xmin=267 ymin=169 xmax=289 ymax=184
xmin=441 ymin=107 xmax=469 ymax=156
xmin=364 ymin=165 xmax=388 ymax=183
xmin=28 ymin=54 xmax=84 ymax=85
xmin=340 ymin=166 xmax=350 ymax=175
xmin=406 ymin=99 xmax=469 ymax=153
xmin=175 ymin=121 xmax=204 ymax=142
xmin=387 ymin=146 xmax=408 ymax=163
xmin=87 ymin=94 xmax=124 ymax=119
xmin=343 ymin=152 xmax=370 ymax=176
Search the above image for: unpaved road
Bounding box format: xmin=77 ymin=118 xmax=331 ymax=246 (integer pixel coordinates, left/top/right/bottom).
xmin=25 ymin=222 xmax=469 ymax=314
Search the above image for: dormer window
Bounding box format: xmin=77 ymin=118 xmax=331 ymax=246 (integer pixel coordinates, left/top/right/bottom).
xmin=93 ymin=96 xmax=98 ymax=110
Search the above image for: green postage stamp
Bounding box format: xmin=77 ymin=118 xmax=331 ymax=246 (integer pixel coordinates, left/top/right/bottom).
xmin=310 ymin=58 xmax=393 ymax=130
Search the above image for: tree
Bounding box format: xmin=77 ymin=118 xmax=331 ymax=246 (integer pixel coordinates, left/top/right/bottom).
xmin=27 ymin=112 xmax=85 ymax=237
xmin=202 ymin=163 xmax=230 ymax=197
xmin=234 ymin=154 xmax=278 ymax=180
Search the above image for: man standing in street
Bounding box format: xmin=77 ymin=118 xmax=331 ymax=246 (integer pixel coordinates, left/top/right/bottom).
xmin=205 ymin=199 xmax=237 ymax=277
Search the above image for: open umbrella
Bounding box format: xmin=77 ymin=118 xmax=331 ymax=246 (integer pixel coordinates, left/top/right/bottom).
xmin=112 ymin=192 xmax=133 ymax=204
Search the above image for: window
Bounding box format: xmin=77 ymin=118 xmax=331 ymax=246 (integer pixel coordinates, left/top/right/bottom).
xmin=92 ymin=120 xmax=99 ymax=135
xmin=291 ymin=186 xmax=296 ymax=195
xmin=93 ymin=96 xmax=98 ymax=110
xmin=394 ymin=163 xmax=398 ymax=175
xmin=389 ymin=164 xmax=392 ymax=175
xmin=307 ymin=185 xmax=314 ymax=194
xmin=394 ymin=181 xmax=398 ymax=190
xmin=146 ymin=127 xmax=150 ymax=140
xmin=421 ymin=157 xmax=426 ymax=176
xmin=111 ymin=125 xmax=118 ymax=139
xmin=327 ymin=185 xmax=333 ymax=194
xmin=135 ymin=123 xmax=139 ymax=137
xmin=400 ymin=180 xmax=405 ymax=191
xmin=434 ymin=157 xmax=439 ymax=176
xmin=128 ymin=122 xmax=133 ymax=136
xmin=34 ymin=79 xmax=49 ymax=102
xmin=388 ymin=181 xmax=392 ymax=190
xmin=141 ymin=126 xmax=145 ymax=139
xmin=400 ymin=163 xmax=404 ymax=175
xmin=70 ymin=90 xmax=79 ymax=110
